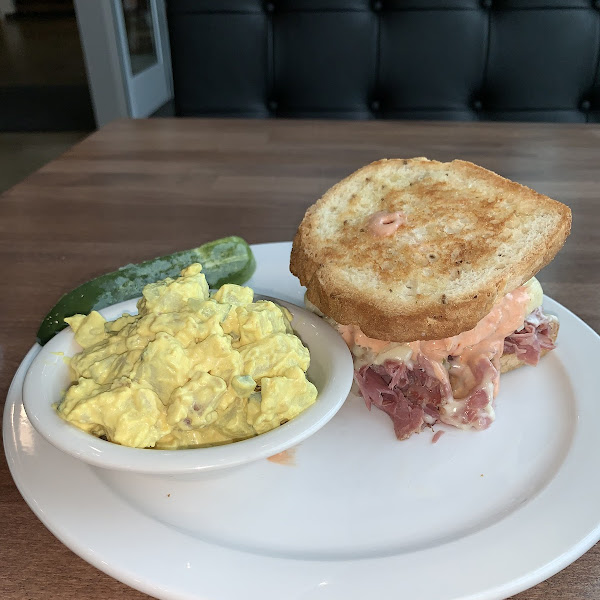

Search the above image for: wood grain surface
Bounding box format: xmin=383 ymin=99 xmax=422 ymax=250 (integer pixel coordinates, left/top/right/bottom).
xmin=0 ymin=118 xmax=598 ymax=600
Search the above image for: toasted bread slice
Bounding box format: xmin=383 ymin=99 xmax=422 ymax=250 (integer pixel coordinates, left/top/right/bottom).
xmin=291 ymin=158 xmax=571 ymax=342
xmin=499 ymin=317 xmax=559 ymax=374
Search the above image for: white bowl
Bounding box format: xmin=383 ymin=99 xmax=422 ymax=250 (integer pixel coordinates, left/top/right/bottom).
xmin=22 ymin=296 xmax=353 ymax=475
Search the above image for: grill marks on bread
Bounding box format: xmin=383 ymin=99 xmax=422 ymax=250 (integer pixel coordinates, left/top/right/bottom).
xmin=290 ymin=158 xmax=571 ymax=343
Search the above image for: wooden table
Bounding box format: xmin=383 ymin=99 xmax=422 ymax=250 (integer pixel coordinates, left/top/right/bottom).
xmin=1 ymin=119 xmax=598 ymax=600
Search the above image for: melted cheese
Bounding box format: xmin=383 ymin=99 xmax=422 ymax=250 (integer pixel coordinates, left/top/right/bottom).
xmin=307 ymin=278 xmax=543 ymax=430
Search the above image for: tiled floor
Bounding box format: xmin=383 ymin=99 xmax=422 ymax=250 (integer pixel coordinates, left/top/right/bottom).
xmin=0 ymin=131 xmax=88 ymax=194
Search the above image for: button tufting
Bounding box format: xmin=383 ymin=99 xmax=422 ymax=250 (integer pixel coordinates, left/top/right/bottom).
xmin=265 ymin=2 xmax=275 ymax=13
xmin=268 ymin=99 xmax=278 ymax=111
xmin=370 ymin=99 xmax=381 ymax=112
xmin=372 ymin=0 xmax=383 ymax=11
xmin=473 ymin=99 xmax=483 ymax=111
xmin=580 ymin=99 xmax=591 ymax=112
xmin=481 ymin=0 xmax=492 ymax=8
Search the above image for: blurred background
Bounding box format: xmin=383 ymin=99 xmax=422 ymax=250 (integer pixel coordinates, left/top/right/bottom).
xmin=2 ymin=0 xmax=599 ymax=194
xmin=1 ymin=0 xmax=88 ymax=192
xmin=0 ymin=0 xmax=173 ymax=193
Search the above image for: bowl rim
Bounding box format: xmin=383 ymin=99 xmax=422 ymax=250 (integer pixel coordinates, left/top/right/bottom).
xmin=22 ymin=296 xmax=353 ymax=474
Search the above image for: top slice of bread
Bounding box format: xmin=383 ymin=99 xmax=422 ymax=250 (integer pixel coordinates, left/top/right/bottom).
xmin=290 ymin=158 xmax=571 ymax=342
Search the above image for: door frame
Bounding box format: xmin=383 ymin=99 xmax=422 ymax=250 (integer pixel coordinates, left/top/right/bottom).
xmin=74 ymin=0 xmax=173 ymax=128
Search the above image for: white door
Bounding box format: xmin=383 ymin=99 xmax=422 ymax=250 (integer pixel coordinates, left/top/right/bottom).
xmin=74 ymin=0 xmax=173 ymax=128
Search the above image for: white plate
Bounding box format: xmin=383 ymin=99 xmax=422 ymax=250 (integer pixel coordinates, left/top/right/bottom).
xmin=4 ymin=241 xmax=600 ymax=600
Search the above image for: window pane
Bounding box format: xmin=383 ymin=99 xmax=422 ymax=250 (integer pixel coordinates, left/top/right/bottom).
xmin=121 ymin=0 xmax=157 ymax=76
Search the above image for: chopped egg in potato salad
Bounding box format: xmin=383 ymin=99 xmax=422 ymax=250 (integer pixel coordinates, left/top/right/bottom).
xmin=57 ymin=263 xmax=318 ymax=449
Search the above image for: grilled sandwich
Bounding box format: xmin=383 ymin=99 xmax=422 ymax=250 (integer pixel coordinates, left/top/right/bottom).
xmin=290 ymin=158 xmax=571 ymax=439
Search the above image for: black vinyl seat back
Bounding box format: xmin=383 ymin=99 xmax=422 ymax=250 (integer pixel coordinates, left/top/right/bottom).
xmin=167 ymin=0 xmax=600 ymax=122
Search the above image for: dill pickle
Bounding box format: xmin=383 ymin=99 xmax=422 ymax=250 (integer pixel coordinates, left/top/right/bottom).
xmin=36 ymin=236 xmax=256 ymax=345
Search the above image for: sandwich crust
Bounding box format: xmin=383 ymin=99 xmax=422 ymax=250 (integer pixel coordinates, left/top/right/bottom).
xmin=290 ymin=158 xmax=571 ymax=342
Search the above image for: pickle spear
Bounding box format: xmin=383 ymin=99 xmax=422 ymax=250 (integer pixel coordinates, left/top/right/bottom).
xmin=36 ymin=236 xmax=256 ymax=345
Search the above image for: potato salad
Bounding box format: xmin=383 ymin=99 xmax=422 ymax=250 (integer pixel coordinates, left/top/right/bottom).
xmin=57 ymin=264 xmax=317 ymax=449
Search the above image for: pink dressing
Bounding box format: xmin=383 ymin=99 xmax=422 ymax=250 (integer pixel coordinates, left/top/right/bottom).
xmin=415 ymin=287 xmax=531 ymax=363
xmin=339 ymin=286 xmax=530 ymax=364
xmin=338 ymin=324 xmax=391 ymax=353
xmin=340 ymin=286 xmax=532 ymax=431
xmin=367 ymin=211 xmax=407 ymax=237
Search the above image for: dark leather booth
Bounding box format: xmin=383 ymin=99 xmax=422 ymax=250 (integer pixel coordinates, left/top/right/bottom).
xmin=167 ymin=0 xmax=600 ymax=122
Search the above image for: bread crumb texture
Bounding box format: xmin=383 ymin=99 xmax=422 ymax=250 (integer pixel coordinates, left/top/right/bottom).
xmin=290 ymin=158 xmax=571 ymax=342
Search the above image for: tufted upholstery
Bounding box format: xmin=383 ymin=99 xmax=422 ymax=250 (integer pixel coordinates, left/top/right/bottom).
xmin=167 ymin=0 xmax=600 ymax=122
